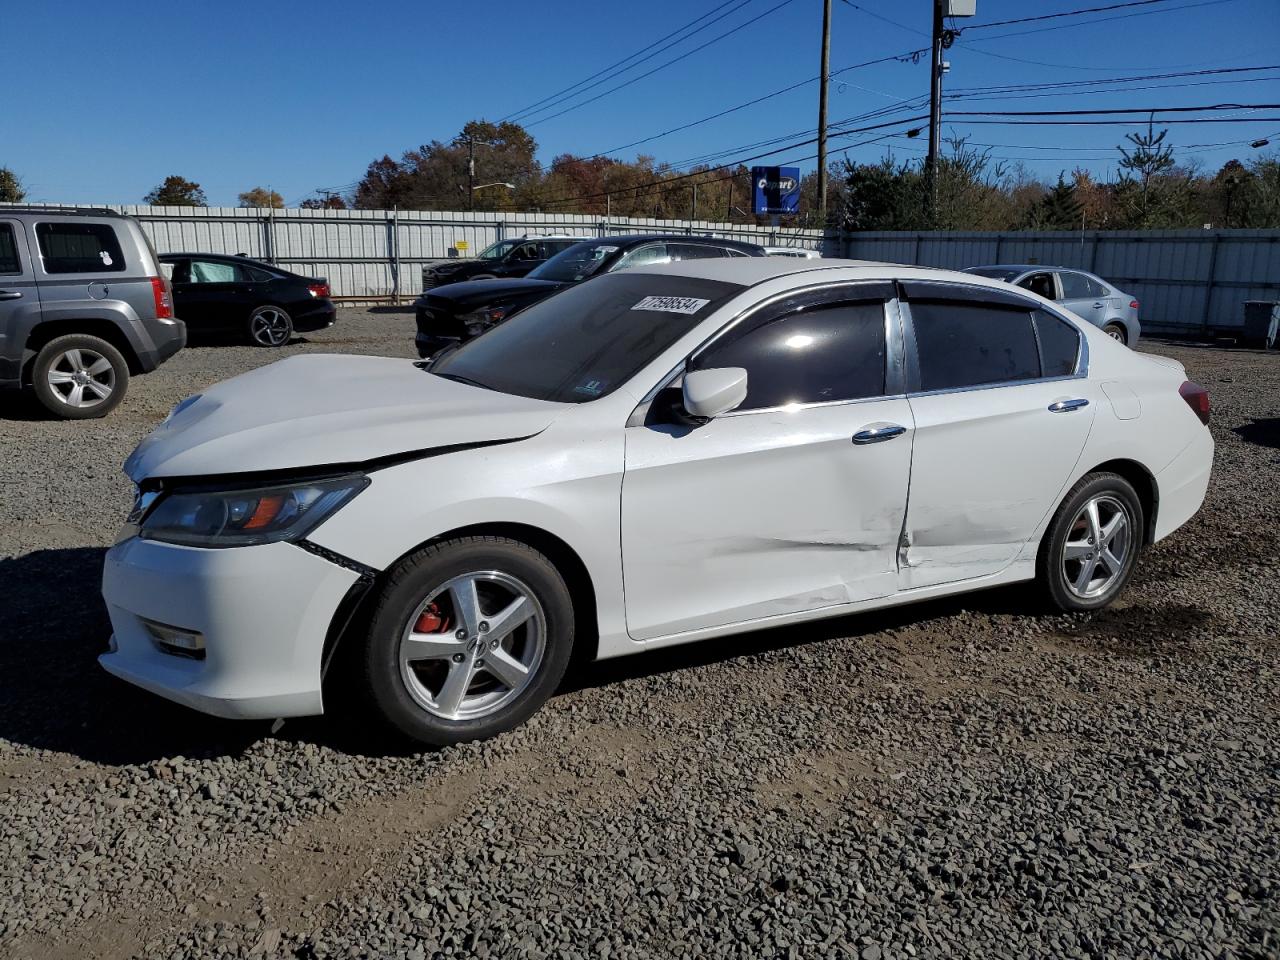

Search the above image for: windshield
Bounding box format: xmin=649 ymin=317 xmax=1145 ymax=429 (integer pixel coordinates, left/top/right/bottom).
xmin=430 ymin=273 xmax=743 ymax=403
xmin=527 ymin=240 xmax=621 ymax=283
xmin=963 ymin=266 xmax=1021 ymax=281
xmin=476 ymin=240 xmax=520 ymax=261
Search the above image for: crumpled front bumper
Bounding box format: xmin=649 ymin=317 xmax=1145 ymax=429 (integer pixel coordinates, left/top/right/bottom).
xmin=100 ymin=536 xmax=359 ymax=719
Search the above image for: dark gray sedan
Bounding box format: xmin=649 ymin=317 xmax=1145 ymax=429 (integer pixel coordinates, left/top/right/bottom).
xmin=964 ymin=264 xmax=1141 ymax=345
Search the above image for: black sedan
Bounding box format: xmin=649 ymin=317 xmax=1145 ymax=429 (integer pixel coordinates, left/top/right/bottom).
xmin=414 ymin=234 xmax=764 ymax=357
xmin=159 ymin=253 xmax=337 ymax=347
xmin=421 ymin=236 xmax=580 ymax=289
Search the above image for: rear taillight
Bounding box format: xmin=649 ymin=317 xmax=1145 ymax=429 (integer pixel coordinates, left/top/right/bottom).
xmin=307 ymin=282 xmax=330 ymax=298
xmin=1179 ymin=380 xmax=1210 ymax=425
xmin=150 ymin=277 xmax=173 ymax=319
xmin=1129 ymin=300 xmax=1140 ymax=310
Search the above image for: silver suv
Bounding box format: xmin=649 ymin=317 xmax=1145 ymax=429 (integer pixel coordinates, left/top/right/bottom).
xmin=0 ymin=207 xmax=186 ymax=419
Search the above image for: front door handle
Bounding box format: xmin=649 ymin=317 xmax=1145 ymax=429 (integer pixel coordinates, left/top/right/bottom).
xmin=0 ymin=290 xmax=22 ymax=301
xmin=1048 ymin=398 xmax=1089 ymax=413
xmin=853 ymin=424 xmax=907 ymax=444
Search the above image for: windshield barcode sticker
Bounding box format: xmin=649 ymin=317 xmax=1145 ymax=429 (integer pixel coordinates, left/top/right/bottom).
xmin=631 ymin=296 xmax=710 ymax=315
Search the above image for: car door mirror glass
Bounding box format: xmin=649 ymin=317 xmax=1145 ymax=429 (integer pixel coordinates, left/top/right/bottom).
xmin=683 ymin=367 xmax=748 ymax=420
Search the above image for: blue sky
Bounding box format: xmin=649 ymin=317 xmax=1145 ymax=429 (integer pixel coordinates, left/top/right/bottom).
xmin=4 ymin=0 xmax=1278 ymax=206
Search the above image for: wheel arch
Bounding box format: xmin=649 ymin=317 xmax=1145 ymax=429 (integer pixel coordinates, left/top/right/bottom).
xmin=1078 ymin=458 xmax=1159 ymax=545
xmin=22 ymin=318 xmax=142 ymax=378
xmin=320 ymin=521 xmax=601 ymax=702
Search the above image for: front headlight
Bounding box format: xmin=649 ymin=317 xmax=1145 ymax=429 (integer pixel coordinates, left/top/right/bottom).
xmin=458 ymin=306 xmax=508 ymax=336
xmin=138 ymin=475 xmax=369 ymax=548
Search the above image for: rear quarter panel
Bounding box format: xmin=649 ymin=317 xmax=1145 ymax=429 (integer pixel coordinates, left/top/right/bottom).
xmin=1069 ymin=327 xmax=1211 ymax=541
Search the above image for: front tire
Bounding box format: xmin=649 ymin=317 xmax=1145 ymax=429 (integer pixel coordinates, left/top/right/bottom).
xmin=31 ymin=334 xmax=128 ymax=419
xmin=248 ymin=305 xmax=293 ymax=347
xmin=1038 ymin=472 xmax=1144 ymax=612
xmin=358 ymin=536 xmax=575 ymax=746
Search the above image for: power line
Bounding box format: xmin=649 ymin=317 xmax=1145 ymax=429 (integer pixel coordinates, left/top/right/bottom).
xmin=521 ymin=0 xmax=800 ymax=128
xmin=586 ymin=47 xmax=928 ymax=158
xmin=499 ymin=0 xmax=749 ymax=123
xmin=962 ymin=0 xmax=1186 ymax=32
xmin=959 ymin=0 xmax=1240 ymax=43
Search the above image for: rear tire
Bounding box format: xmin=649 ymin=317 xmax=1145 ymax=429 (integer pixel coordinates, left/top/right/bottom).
xmin=31 ymin=334 xmax=128 ymax=420
xmin=248 ymin=306 xmax=293 ymax=347
xmin=1038 ymin=471 xmax=1143 ymax=612
xmin=358 ymin=536 xmax=575 ymax=747
xmin=1103 ymin=322 xmax=1128 ymax=345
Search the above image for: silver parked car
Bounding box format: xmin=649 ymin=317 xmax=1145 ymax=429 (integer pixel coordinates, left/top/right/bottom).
xmin=0 ymin=207 xmax=186 ymax=418
xmin=964 ymin=264 xmax=1140 ymax=345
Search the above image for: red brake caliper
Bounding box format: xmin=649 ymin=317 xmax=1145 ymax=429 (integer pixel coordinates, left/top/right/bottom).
xmin=413 ymin=602 xmax=451 ymax=634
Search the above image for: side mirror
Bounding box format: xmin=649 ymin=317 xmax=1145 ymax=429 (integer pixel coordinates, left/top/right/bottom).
xmin=682 ymin=367 xmax=748 ymax=420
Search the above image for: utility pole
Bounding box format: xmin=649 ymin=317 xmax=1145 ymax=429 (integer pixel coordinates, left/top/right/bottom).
xmin=816 ymin=0 xmax=833 ymax=223
xmin=927 ymin=0 xmax=944 ymax=222
xmin=467 ymin=138 xmax=475 ymax=213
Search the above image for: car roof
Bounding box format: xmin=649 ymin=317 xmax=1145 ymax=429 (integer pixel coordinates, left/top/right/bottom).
xmin=162 ymin=251 xmax=276 ymax=265
xmin=580 ymin=233 xmax=763 ymax=251
xmin=0 ymin=205 xmax=127 ymax=219
xmin=969 ymin=263 xmax=1080 ymax=274
xmin=624 ymin=257 xmax=1066 ymax=297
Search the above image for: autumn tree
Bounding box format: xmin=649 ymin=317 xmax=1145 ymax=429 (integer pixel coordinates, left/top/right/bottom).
xmin=238 ymin=187 xmax=284 ymax=208
xmin=0 ymin=167 xmax=25 ymax=202
xmin=144 ymin=175 xmax=207 ymax=206
xmin=299 ymin=192 xmax=348 ymax=210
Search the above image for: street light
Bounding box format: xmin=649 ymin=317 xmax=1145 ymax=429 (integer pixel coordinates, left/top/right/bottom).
xmin=472 ymin=182 xmax=515 ymax=191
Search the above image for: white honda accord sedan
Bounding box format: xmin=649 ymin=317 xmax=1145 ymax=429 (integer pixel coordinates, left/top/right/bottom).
xmin=101 ymin=258 xmax=1213 ymax=745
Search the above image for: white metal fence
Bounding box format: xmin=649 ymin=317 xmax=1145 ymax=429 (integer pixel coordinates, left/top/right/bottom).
xmin=8 ymin=204 xmax=1275 ymax=333
xmin=25 ymin=205 xmax=828 ymax=301
xmin=841 ymin=229 xmax=1280 ymax=335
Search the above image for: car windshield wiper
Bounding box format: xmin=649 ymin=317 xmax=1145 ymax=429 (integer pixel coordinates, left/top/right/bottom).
xmin=432 ymin=372 xmax=493 ymax=391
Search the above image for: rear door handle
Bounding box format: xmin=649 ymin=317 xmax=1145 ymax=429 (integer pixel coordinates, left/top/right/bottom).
xmin=0 ymin=290 xmax=22 ymax=301
xmin=853 ymin=424 xmax=907 ymax=444
xmin=1048 ymin=398 xmax=1089 ymax=413
xmin=1092 ymin=301 xmax=1105 ymax=309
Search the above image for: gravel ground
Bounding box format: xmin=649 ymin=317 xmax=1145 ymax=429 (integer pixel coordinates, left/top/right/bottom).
xmin=0 ymin=309 xmax=1277 ymax=960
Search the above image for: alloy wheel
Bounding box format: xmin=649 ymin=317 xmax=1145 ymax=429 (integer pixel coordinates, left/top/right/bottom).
xmin=398 ymin=571 xmax=546 ymax=721
xmin=251 ymin=308 xmax=290 ymax=346
xmin=1062 ymin=494 xmax=1133 ymax=600
xmin=45 ymin=348 xmax=115 ymax=408
xmin=1107 ymin=327 xmax=1126 ymax=342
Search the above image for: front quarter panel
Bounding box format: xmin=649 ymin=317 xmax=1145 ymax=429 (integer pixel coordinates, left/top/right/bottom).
xmin=306 ymin=410 xmax=630 ymax=653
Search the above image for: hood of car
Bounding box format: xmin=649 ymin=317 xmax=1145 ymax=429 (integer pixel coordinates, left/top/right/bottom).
xmin=420 ymin=277 xmax=567 ymax=307
xmin=124 ymin=354 xmax=565 ymax=481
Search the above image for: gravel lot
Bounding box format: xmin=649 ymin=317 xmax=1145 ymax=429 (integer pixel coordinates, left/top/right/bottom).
xmin=0 ymin=309 xmax=1277 ymax=960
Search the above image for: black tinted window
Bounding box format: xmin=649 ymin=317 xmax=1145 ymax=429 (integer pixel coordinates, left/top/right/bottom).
xmin=36 ymin=221 xmax=126 ymax=273
xmin=669 ymin=243 xmax=729 ymax=261
xmin=912 ymin=301 xmax=1040 ymax=391
xmin=247 ymin=265 xmax=276 ymax=281
xmin=694 ymin=301 xmax=886 ymax=410
xmin=431 ymin=273 xmax=742 ymax=404
xmin=0 ymin=224 xmax=19 ymax=274
xmin=1034 ymin=310 xmax=1081 ymax=376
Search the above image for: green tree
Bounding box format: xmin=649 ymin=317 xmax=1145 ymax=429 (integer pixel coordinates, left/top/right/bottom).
xmin=143 ymin=175 xmax=207 ymax=206
xmin=1023 ymin=174 xmax=1084 ymax=230
xmin=237 ymin=187 xmax=284 ymax=208
xmin=0 ymin=167 xmax=25 ymax=202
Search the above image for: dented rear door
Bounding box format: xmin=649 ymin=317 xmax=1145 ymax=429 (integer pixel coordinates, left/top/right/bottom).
xmin=897 ymin=283 xmax=1096 ymax=589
